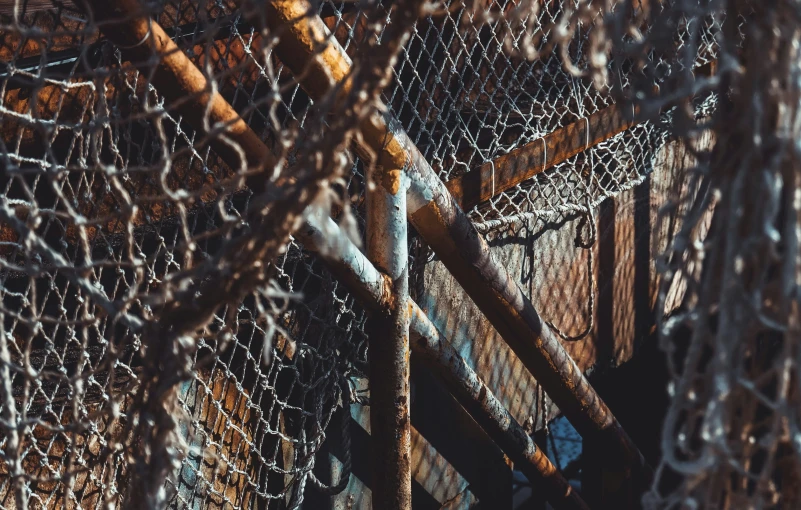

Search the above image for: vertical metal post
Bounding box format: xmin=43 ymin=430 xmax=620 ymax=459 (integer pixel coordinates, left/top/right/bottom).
xmin=367 ymin=164 xmax=412 ymax=509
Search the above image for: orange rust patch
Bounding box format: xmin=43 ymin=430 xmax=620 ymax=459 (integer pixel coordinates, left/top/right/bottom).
xmin=267 ymin=0 xmax=353 ymax=101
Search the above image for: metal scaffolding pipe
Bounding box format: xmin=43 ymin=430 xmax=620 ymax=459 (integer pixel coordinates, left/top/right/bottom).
xmin=366 ymin=151 xmax=412 ymax=507
xmin=73 ymin=2 xmax=578 ymax=506
xmin=265 ymin=0 xmax=649 ymax=481
xmin=296 ymin=214 xmax=590 ymax=510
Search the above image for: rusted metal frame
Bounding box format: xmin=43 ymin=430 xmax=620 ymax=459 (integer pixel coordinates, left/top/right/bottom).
xmin=295 ymin=214 xmax=590 ymax=510
xmin=445 ymin=103 xmax=637 ymax=211
xmin=266 ymin=0 xmax=650 ymax=484
xmin=403 ymin=134 xmax=650 ymax=477
xmin=365 ymin=144 xmax=412 ymax=507
xmin=32 ymin=0 xmax=636 ymax=498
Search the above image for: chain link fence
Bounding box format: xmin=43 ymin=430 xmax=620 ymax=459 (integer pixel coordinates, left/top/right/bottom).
xmin=0 ymin=0 xmax=725 ymax=508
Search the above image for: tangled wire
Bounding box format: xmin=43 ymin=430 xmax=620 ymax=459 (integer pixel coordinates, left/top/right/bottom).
xmin=3 ymin=0 xmax=801 ymax=508
xmin=467 ymin=0 xmax=801 ymax=506
xmin=512 ymin=0 xmax=801 ymax=507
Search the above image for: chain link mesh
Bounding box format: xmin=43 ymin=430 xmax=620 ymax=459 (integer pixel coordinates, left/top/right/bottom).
xmin=0 ymin=0 xmax=728 ymax=508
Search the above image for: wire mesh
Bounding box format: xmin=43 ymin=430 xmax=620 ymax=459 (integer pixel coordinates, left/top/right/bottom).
xmin=649 ymin=2 xmax=801 ymax=508
xmin=0 ymin=0 xmax=383 ymax=506
xmin=0 ymin=0 xmax=723 ymax=509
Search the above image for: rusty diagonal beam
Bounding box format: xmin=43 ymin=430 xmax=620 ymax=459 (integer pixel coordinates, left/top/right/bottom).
xmin=55 ymin=0 xmax=594 ymax=507
xmin=263 ymin=0 xmax=651 ymax=487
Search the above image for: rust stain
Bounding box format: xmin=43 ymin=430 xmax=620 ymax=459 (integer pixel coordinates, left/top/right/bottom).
xmin=376 ymin=166 xmax=403 ymax=195
xmin=266 ymin=0 xmax=353 ymax=101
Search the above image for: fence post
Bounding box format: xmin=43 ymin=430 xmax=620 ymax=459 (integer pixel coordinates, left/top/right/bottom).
xmin=366 ymin=162 xmax=412 ymax=508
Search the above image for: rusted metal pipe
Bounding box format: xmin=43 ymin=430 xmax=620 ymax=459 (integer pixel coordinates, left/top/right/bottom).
xmin=80 ymin=0 xmax=272 ymax=194
xmin=408 ymin=305 xmax=590 ymax=510
xmin=365 ymin=152 xmax=412 ymax=507
xmin=265 ymin=0 xmax=649 ymax=483
xmin=76 ymin=0 xmax=636 ymax=499
xmin=295 ymin=214 xmax=590 ymax=510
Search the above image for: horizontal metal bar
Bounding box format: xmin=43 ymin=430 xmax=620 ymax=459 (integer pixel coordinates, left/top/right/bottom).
xmin=295 ymin=214 xmax=590 ymax=510
xmin=445 ymin=59 xmax=719 ymax=210
xmin=445 ymin=103 xmax=637 ymax=210
xmin=266 ymin=0 xmax=649 ymax=483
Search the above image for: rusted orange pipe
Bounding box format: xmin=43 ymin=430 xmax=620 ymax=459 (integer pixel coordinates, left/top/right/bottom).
xmin=365 ymin=80 xmax=413 ymax=510
xmin=80 ymin=0 xmax=272 ymax=192
xmin=366 ymin=167 xmax=413 ymax=509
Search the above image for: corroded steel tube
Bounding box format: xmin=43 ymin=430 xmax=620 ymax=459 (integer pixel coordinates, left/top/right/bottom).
xmin=265 ymin=0 xmax=649 ymax=480
xmin=296 ymin=216 xmax=588 ymax=510
xmin=408 ymin=305 xmax=590 ymax=510
xmin=296 ymin=214 xmax=590 ymax=510
xmin=82 ymin=0 xmax=272 ymax=193
xmin=366 ymin=156 xmax=412 ymax=507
